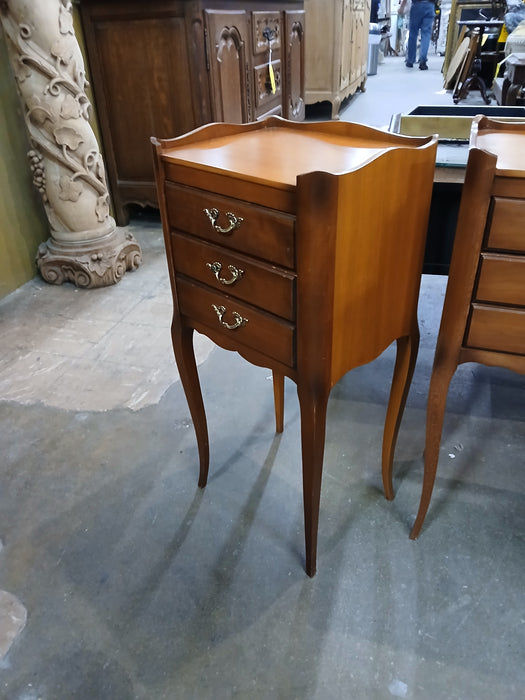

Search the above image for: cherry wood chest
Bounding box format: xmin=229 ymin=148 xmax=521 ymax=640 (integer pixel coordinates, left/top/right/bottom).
xmin=152 ymin=116 xmax=437 ymax=575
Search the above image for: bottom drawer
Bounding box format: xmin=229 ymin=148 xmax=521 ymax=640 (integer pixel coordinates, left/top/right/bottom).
xmin=466 ymin=304 xmax=525 ymax=356
xmin=177 ymin=277 xmax=295 ymax=367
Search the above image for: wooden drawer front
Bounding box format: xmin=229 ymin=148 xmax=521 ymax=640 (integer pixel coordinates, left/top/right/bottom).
xmin=476 ymin=254 xmax=525 ymax=307
xmin=171 ymin=233 xmax=295 ymax=321
xmin=176 ymin=277 xmax=295 ymax=367
xmin=254 ymin=59 xmax=282 ymax=109
xmin=466 ymin=304 xmax=525 ymax=356
xmin=165 ymin=183 xmax=295 ymax=268
xmin=485 ymin=198 xmax=525 ymax=252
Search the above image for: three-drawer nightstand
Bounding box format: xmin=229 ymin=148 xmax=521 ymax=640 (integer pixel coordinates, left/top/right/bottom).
xmin=152 ymin=116 xmax=437 ymax=575
xmin=411 ymin=116 xmax=525 ymax=539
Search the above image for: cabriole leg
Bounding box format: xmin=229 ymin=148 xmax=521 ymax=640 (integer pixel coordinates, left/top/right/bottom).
xmin=410 ymin=363 xmax=456 ymax=539
xmin=171 ymin=324 xmax=210 ymax=488
xmin=382 ymin=327 xmax=420 ymax=500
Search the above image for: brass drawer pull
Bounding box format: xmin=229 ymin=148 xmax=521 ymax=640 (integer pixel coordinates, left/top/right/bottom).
xmin=204 ymin=207 xmax=243 ymax=234
xmin=206 ymin=261 xmax=244 ymax=285
xmin=212 ymin=304 xmax=248 ymax=330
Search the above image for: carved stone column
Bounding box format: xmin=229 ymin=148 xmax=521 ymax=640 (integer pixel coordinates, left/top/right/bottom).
xmin=0 ymin=0 xmax=141 ymax=288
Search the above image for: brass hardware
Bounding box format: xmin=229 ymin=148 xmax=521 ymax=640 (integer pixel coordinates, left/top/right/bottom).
xmin=212 ymin=304 xmax=248 ymax=330
xmin=206 ymin=261 xmax=244 ymax=285
xmin=204 ymin=207 xmax=243 ymax=234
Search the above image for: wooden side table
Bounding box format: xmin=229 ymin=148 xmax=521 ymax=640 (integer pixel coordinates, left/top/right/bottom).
xmin=411 ymin=116 xmax=525 ymax=539
xmin=152 ymin=116 xmax=437 ymax=575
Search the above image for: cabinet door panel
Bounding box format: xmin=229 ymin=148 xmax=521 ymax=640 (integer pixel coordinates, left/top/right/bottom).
xmin=339 ymin=0 xmax=352 ymax=91
xmin=205 ymin=11 xmax=249 ymax=123
xmin=350 ymin=0 xmax=369 ymax=87
xmin=283 ymin=10 xmax=305 ymax=120
xmin=251 ymin=11 xmax=283 ymax=118
xmin=92 ymin=14 xmax=195 ymax=182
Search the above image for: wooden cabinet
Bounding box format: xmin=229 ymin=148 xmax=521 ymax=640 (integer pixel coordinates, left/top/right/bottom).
xmin=79 ymin=1 xmax=305 ymax=224
xmin=205 ymin=10 xmax=251 ymax=124
xmin=304 ymin=0 xmax=370 ymax=118
xmin=152 ymin=116 xmax=437 ymax=575
xmin=410 ymin=117 xmax=525 ymax=539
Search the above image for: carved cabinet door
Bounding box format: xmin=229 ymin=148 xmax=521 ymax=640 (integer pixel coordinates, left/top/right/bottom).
xmin=251 ymin=11 xmax=283 ymax=120
xmin=339 ymin=0 xmax=352 ymax=93
xmin=79 ymin=0 xmax=210 ymax=225
xmin=349 ymin=0 xmax=369 ymax=89
xmin=204 ymin=10 xmax=250 ymax=123
xmin=283 ymin=10 xmax=305 ymax=121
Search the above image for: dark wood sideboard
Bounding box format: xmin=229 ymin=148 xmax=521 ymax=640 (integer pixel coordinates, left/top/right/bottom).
xmin=79 ymin=0 xmax=305 ymax=224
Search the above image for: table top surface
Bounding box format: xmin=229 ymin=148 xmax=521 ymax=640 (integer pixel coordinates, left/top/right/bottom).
xmin=161 ymin=126 xmax=434 ymax=189
xmin=474 ymin=130 xmax=525 ymax=174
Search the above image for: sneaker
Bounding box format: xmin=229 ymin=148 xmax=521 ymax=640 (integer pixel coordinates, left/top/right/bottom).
xmin=419 ymin=61 xmax=428 ymax=70
xmin=405 ymin=62 xmax=414 ymax=68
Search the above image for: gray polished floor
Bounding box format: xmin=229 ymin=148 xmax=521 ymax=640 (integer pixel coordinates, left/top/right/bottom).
xmin=1 ymin=54 xmax=524 ymax=699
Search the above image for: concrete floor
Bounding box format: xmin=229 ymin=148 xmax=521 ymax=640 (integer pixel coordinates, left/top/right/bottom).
xmin=1 ymin=54 xmax=524 ymax=699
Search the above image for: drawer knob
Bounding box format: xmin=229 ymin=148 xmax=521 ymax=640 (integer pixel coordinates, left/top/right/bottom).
xmin=204 ymin=207 xmax=243 ymax=235
xmin=212 ymin=304 xmax=248 ymax=330
xmin=206 ymin=261 xmax=244 ymax=285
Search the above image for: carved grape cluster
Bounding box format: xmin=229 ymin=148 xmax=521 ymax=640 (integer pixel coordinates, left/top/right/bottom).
xmin=27 ymin=149 xmax=47 ymax=199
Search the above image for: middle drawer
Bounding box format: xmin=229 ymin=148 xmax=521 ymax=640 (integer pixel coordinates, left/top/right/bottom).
xmin=171 ymin=233 xmax=296 ymax=321
xmin=475 ymin=254 xmax=525 ymax=307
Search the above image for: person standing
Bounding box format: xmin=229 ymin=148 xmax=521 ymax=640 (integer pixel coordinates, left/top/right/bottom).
xmin=399 ymin=0 xmax=435 ymax=70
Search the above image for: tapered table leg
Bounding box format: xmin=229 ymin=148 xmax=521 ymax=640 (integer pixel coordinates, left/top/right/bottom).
xmin=272 ymin=371 xmax=285 ymax=433
xmin=171 ymin=324 xmax=209 ymax=488
xmin=297 ymin=383 xmax=330 ymax=577
xmin=382 ymin=326 xmax=420 ymax=500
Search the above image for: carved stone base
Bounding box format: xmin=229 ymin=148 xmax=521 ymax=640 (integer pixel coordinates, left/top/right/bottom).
xmin=36 ymin=225 xmax=142 ymax=288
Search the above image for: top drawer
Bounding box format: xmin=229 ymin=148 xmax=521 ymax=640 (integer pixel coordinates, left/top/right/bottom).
xmin=485 ymin=197 xmax=525 ymax=252
xmin=165 ymin=182 xmax=295 ymax=269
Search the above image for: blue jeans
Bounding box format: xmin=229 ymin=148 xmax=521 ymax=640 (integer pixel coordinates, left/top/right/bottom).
xmin=407 ymin=1 xmax=435 ymax=65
